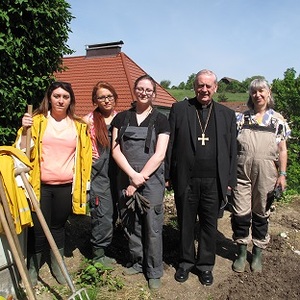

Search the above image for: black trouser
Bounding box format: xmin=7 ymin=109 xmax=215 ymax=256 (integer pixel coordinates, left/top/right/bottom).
xmin=176 ymin=178 xmax=220 ymax=272
xmin=28 ymin=183 xmax=72 ymax=253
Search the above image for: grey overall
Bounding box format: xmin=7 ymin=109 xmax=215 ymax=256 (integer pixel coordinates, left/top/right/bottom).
xmin=90 ymin=126 xmax=114 ymax=252
xmin=118 ymin=123 xmax=165 ymax=279
xmin=231 ymin=121 xmax=278 ymax=248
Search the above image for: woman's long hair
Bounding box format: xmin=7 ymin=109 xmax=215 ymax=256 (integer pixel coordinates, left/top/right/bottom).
xmin=92 ymin=81 xmax=118 ymax=148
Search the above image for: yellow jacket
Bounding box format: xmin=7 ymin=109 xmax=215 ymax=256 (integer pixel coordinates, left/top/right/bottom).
xmin=14 ymin=114 xmax=92 ymax=215
xmin=0 ymin=146 xmax=33 ymax=234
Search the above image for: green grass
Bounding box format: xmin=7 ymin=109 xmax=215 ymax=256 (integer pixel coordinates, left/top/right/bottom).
xmin=166 ymin=89 xmax=194 ymax=101
xmin=218 ymin=92 xmax=248 ymax=102
xmin=167 ymin=89 xmax=248 ymax=103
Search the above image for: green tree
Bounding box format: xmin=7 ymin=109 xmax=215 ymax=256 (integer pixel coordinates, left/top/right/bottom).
xmin=0 ymin=0 xmax=74 ymax=145
xmin=217 ymin=92 xmax=229 ymax=102
xmin=177 ymin=81 xmax=186 ymax=89
xmin=272 ymin=68 xmax=300 ymax=194
xmin=241 ymin=75 xmax=265 ymax=92
xmin=225 ymin=80 xmax=244 ymax=93
xmin=185 ymin=73 xmax=196 ymax=90
xmin=217 ymin=81 xmax=227 ymax=93
xmin=160 ymin=80 xmax=171 ymax=89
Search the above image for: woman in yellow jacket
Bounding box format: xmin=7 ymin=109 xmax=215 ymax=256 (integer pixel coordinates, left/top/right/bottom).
xmin=15 ymin=81 xmax=92 ymax=286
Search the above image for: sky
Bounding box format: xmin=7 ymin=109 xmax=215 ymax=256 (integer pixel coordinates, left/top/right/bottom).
xmin=66 ymin=0 xmax=300 ymax=86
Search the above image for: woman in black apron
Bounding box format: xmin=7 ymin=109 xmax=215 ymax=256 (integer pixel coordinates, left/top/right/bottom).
xmin=111 ymin=75 xmax=170 ymax=290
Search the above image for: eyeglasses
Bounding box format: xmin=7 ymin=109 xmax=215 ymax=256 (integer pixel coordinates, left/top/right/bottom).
xmin=135 ymin=87 xmax=154 ymax=96
xmin=96 ymin=95 xmax=115 ymax=102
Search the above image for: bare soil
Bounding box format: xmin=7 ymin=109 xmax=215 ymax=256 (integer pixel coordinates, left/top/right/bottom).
xmin=36 ymin=195 xmax=300 ymax=300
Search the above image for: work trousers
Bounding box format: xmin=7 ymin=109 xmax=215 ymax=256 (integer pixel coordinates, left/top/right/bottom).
xmin=231 ymin=127 xmax=278 ymax=248
xmin=120 ymin=198 xmax=164 ymax=279
xmin=90 ymin=157 xmax=114 ymax=250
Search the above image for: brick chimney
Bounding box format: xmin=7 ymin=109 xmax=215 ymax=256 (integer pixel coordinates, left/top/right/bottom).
xmin=85 ymin=40 xmax=124 ymax=58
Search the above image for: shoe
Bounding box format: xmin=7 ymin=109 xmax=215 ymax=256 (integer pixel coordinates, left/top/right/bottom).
xmin=123 ymin=266 xmax=142 ymax=276
xmin=148 ymin=278 xmax=161 ymax=290
xmin=251 ymin=245 xmax=262 ymax=273
xmin=50 ymin=249 xmax=66 ymax=285
xmin=232 ymin=244 xmax=247 ymax=273
xmin=27 ymin=252 xmax=42 ymax=287
xmin=175 ymin=267 xmax=190 ymax=283
xmin=198 ymin=270 xmax=213 ymax=286
xmin=92 ymin=247 xmax=116 ymax=267
xmin=95 ymin=256 xmax=116 ymax=268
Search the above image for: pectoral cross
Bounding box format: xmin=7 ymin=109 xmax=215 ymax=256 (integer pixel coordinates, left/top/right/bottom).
xmin=198 ymin=133 xmax=209 ymax=146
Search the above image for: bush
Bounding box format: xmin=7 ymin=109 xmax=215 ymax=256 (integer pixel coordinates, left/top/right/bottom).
xmin=0 ymin=0 xmax=73 ymax=145
xmin=217 ymin=92 xmax=229 ymax=102
xmin=272 ymin=68 xmax=300 ymax=194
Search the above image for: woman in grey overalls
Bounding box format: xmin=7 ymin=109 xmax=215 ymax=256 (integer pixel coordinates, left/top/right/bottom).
xmin=83 ymin=81 xmax=118 ymax=267
xmin=111 ymin=75 xmax=170 ymax=290
xmin=231 ymin=79 xmax=291 ymax=273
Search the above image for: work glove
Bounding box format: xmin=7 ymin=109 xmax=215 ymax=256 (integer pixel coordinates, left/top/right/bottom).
xmin=125 ymin=192 xmax=150 ymax=214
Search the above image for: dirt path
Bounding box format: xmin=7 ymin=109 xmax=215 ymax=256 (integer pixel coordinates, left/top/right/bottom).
xmin=36 ymin=196 xmax=300 ymax=300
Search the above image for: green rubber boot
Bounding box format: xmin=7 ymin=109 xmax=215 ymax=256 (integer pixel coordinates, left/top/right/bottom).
xmin=50 ymin=248 xmax=66 ymax=284
xmin=93 ymin=247 xmax=116 ymax=267
xmin=232 ymin=244 xmax=247 ymax=273
xmin=251 ymin=245 xmax=262 ymax=273
xmin=27 ymin=252 xmax=42 ymax=286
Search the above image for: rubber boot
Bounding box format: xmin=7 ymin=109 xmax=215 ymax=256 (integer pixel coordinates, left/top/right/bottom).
xmin=232 ymin=244 xmax=247 ymax=273
xmin=251 ymin=245 xmax=262 ymax=273
xmin=27 ymin=252 xmax=42 ymax=286
xmin=148 ymin=278 xmax=162 ymax=290
xmin=50 ymin=248 xmax=66 ymax=284
xmin=92 ymin=247 xmax=116 ymax=267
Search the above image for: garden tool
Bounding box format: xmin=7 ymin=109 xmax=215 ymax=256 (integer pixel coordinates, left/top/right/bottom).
xmin=16 ymin=168 xmax=90 ymax=300
xmin=0 ymin=177 xmax=36 ymax=300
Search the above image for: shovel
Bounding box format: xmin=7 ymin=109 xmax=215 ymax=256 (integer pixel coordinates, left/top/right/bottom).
xmin=17 ymin=170 xmax=90 ymax=300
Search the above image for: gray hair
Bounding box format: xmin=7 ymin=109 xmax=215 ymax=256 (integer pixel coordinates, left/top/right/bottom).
xmin=247 ymin=78 xmax=274 ymax=109
xmin=194 ymin=69 xmax=218 ymax=87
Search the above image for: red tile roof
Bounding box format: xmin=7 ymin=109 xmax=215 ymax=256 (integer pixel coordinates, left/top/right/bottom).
xmin=221 ymin=101 xmax=248 ymax=112
xmin=54 ymin=51 xmax=176 ymax=117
